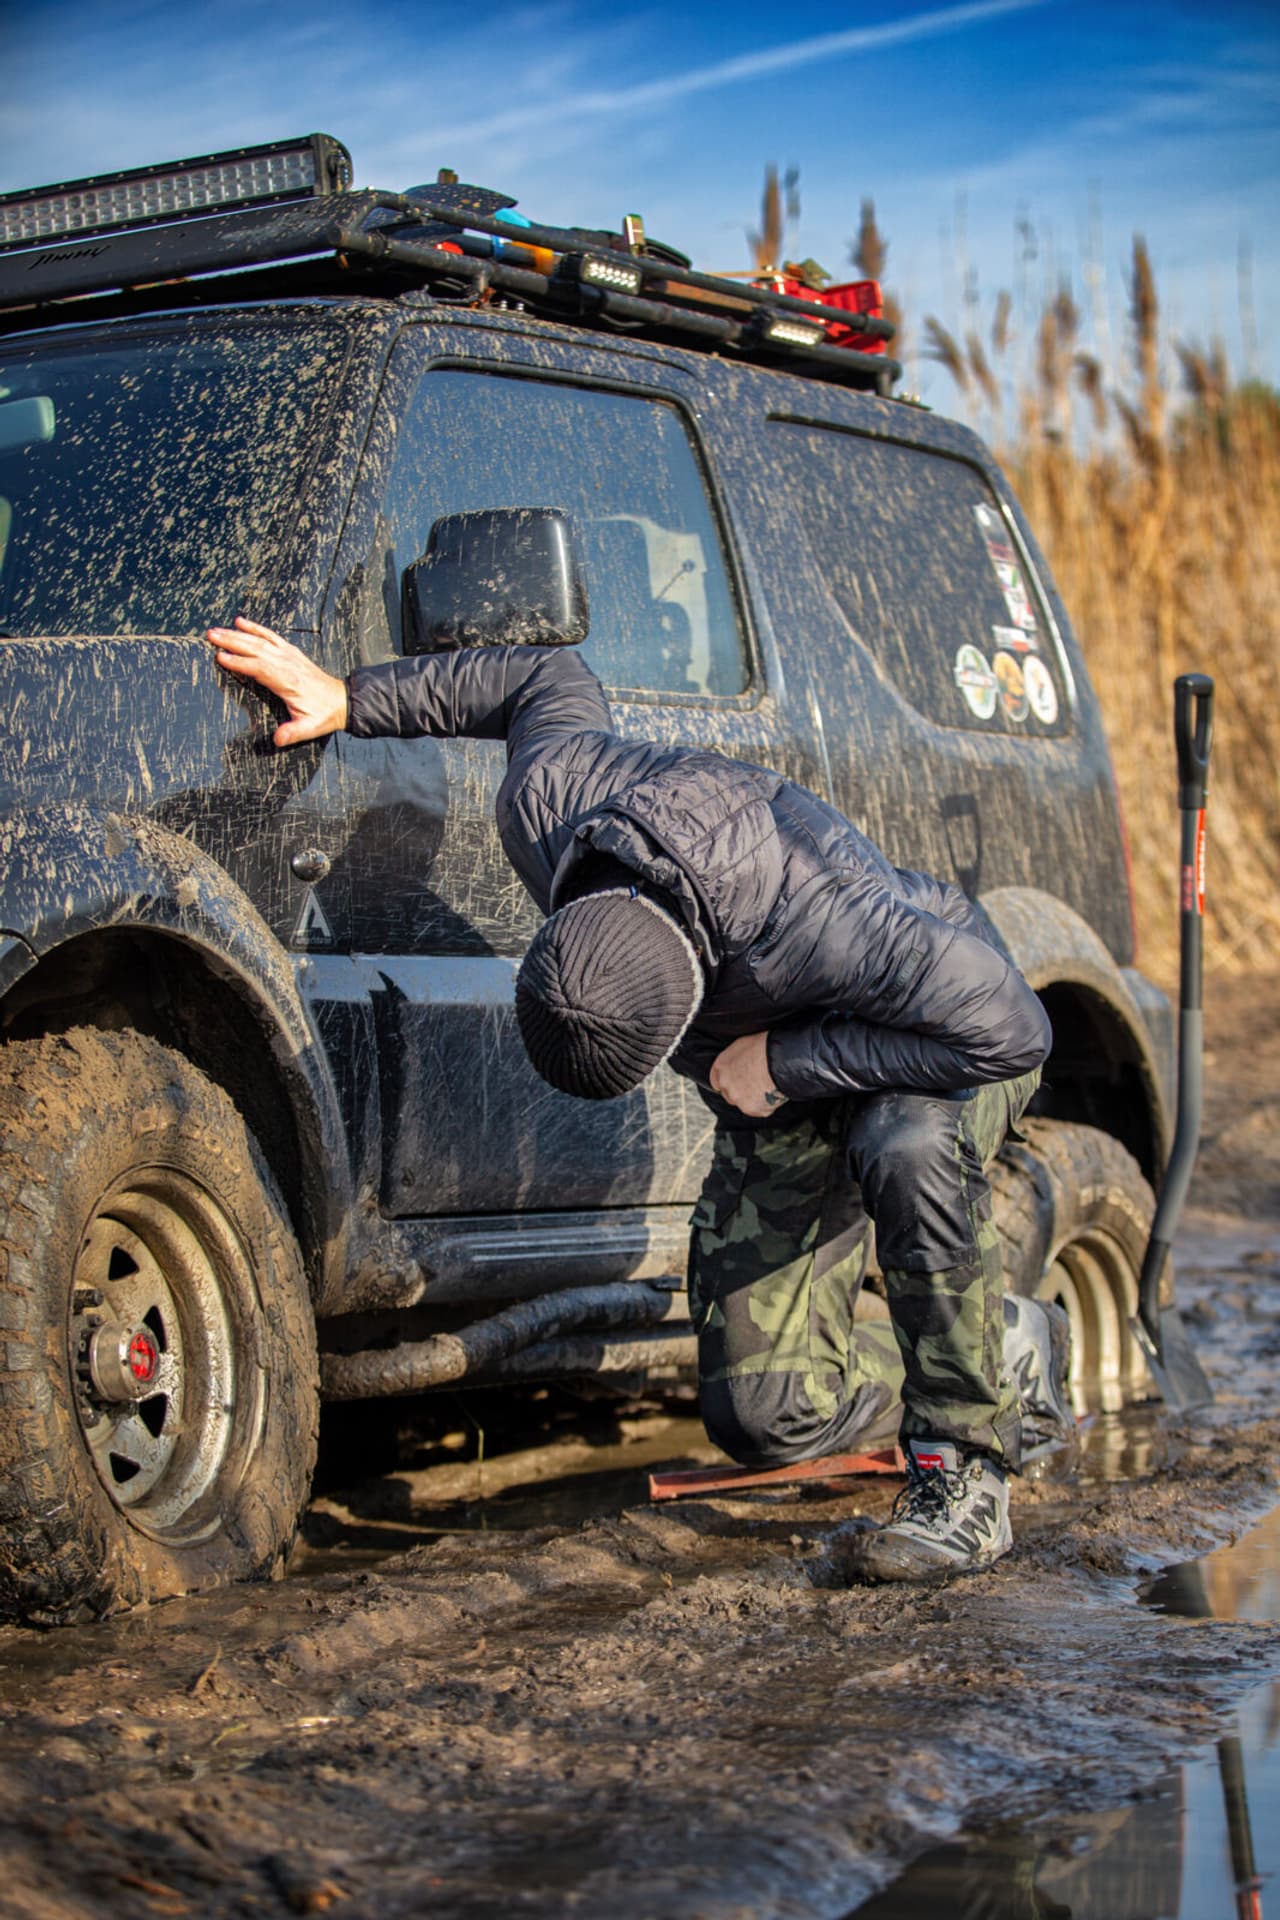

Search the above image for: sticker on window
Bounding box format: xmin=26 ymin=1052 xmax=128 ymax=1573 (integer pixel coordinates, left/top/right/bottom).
xmin=992 ymin=624 xmax=1039 ymax=656
xmin=993 ymin=651 xmax=1029 ymax=723
xmin=954 ymin=643 xmax=998 ymax=721
xmin=975 ymin=503 xmax=1038 ymax=631
xmin=1023 ymin=656 xmax=1059 ymax=727
xmin=977 ymin=528 xmax=1016 ymax=571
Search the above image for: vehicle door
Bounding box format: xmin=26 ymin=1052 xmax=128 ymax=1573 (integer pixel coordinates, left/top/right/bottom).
xmin=320 ymin=321 xmax=829 ymax=1218
xmin=0 ymin=310 xmax=362 ymax=952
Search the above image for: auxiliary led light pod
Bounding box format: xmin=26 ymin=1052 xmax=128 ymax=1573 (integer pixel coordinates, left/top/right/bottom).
xmin=574 ymin=254 xmax=644 ymax=296
xmin=757 ymin=315 xmax=826 ymax=350
xmin=0 ymin=135 xmax=353 ymax=253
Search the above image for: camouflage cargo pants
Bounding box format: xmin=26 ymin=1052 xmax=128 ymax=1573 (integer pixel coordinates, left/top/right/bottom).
xmin=688 ymin=1072 xmax=1040 ymax=1471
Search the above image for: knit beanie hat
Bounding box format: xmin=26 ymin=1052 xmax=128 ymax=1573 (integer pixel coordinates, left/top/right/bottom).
xmin=516 ymin=889 xmax=704 ymax=1100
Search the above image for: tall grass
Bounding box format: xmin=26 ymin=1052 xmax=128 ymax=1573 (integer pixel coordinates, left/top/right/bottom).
xmin=998 ymin=248 xmax=1278 ymax=986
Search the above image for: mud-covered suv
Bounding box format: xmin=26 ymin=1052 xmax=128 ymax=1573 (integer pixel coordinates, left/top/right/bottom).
xmin=0 ymin=135 xmax=1173 ymax=1623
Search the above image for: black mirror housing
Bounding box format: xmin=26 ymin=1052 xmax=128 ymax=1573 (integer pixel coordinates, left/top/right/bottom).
xmin=402 ymin=507 xmax=590 ymax=652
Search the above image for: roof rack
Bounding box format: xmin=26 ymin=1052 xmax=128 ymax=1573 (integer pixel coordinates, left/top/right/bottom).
xmin=0 ymin=136 xmax=901 ymax=394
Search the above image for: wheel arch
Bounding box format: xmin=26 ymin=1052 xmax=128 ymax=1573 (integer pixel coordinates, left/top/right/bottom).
xmin=981 ymin=886 xmax=1173 ymax=1187
xmin=0 ymin=804 xmax=352 ymax=1308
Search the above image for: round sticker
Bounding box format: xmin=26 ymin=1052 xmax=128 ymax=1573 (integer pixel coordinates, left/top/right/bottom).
xmin=954 ymin=644 xmax=997 ymax=721
xmin=1024 ymin=656 xmax=1059 ymax=726
xmin=993 ymin=651 xmax=1029 ymax=723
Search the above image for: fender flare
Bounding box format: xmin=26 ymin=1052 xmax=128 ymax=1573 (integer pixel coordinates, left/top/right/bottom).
xmin=0 ymin=803 xmax=352 ymax=1306
xmin=981 ymin=885 xmax=1173 ymax=1174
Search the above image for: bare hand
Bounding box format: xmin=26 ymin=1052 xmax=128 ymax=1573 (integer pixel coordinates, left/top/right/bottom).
xmin=205 ymin=616 xmax=349 ymax=748
xmin=710 ymin=1031 xmax=787 ymax=1118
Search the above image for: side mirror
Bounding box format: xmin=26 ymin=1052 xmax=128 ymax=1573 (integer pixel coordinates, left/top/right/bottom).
xmin=402 ymin=507 xmax=590 ymax=653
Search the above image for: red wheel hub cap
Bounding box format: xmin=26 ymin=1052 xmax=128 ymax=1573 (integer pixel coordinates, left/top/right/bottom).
xmin=127 ymin=1330 xmax=159 ymax=1384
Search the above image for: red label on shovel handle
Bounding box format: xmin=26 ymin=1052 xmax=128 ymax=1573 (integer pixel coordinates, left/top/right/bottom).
xmin=1182 ymin=810 xmax=1206 ymax=916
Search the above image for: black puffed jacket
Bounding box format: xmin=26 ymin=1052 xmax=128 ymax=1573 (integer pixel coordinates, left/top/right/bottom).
xmin=346 ymin=646 xmax=1051 ymax=1101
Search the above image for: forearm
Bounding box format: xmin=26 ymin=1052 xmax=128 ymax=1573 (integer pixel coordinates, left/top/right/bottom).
xmin=345 ymin=645 xmax=611 ymax=745
xmin=767 ymin=979 xmax=1051 ymax=1100
xmin=346 ymin=650 xmax=513 ymax=741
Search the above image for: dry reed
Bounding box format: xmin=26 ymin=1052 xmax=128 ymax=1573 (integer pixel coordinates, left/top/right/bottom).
xmin=998 ymin=241 xmax=1280 ymax=988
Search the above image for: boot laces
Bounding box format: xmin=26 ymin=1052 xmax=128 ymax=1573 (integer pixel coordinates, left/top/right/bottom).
xmin=890 ymin=1458 xmax=971 ymax=1528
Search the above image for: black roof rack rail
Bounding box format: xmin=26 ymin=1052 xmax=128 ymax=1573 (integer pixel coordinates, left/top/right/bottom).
xmin=400 ymin=197 xmax=896 ymax=344
xmin=344 ymin=224 xmax=898 ymax=390
xmin=0 ymin=192 xmax=398 ymax=311
xmin=0 ymin=140 xmax=901 ymax=394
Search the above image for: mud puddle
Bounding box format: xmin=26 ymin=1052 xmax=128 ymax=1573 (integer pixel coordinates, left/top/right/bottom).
xmin=849 ymin=1506 xmax=1280 ymax=1918
xmin=295 ymin=1409 xmax=718 ymax=1573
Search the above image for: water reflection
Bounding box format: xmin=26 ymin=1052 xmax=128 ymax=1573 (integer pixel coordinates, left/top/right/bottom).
xmin=1142 ymin=1504 xmax=1280 ymax=1625
xmin=849 ymin=1783 xmax=1183 ymax=1919
xmin=1076 ymin=1403 xmax=1167 ymax=1487
xmin=849 ymin=1508 xmax=1280 ymax=1919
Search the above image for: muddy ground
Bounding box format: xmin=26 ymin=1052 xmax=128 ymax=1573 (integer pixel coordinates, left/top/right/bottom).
xmin=0 ymin=971 xmax=1277 ymax=1919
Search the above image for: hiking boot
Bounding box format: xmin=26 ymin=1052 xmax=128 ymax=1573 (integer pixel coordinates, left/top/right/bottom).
xmin=841 ymin=1438 xmax=1012 ymax=1583
xmin=1003 ymin=1295 xmax=1077 ymax=1466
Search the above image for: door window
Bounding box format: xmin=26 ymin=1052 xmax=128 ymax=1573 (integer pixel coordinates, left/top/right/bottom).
xmin=379 ymin=367 xmax=749 ymax=698
xmin=0 ymin=320 xmax=346 ymax=637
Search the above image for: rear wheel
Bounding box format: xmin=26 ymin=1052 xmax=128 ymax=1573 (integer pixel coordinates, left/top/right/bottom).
xmin=0 ymin=1028 xmax=318 ymax=1625
xmin=991 ymin=1119 xmax=1154 ymax=1415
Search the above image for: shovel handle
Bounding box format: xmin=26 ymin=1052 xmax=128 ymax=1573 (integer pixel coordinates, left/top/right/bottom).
xmin=1141 ymin=672 xmax=1215 ymax=1341
xmin=1175 ymin=673 xmax=1213 ymax=810
xmin=1176 ymin=673 xmax=1213 ymax=1012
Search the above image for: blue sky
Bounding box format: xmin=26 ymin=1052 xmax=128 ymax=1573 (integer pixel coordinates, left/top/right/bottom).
xmin=4 ymin=0 xmax=1277 ymax=412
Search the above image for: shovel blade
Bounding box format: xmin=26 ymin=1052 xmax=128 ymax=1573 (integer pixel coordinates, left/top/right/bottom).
xmin=1132 ymin=1305 xmax=1214 ymax=1412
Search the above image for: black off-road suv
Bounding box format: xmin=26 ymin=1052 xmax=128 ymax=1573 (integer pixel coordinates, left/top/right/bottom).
xmin=0 ymin=135 xmax=1173 ymax=1623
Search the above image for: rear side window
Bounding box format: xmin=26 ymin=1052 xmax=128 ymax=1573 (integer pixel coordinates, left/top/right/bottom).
xmin=380 ymin=367 xmax=749 ymax=698
xmin=770 ymin=421 xmax=1070 ymax=736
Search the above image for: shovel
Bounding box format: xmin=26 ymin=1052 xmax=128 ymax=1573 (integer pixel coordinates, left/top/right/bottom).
xmin=1131 ymin=672 xmax=1215 ymax=1411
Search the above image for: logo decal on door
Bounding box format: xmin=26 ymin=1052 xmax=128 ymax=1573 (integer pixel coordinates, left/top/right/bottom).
xmin=292 ymin=888 xmax=335 ymax=949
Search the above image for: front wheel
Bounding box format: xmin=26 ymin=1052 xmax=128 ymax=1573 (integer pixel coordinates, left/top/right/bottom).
xmin=991 ymin=1118 xmax=1155 ymax=1415
xmin=0 ymin=1028 xmax=318 ymax=1625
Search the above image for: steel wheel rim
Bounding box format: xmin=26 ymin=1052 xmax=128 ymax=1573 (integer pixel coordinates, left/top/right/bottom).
xmin=68 ymin=1167 xmax=262 ymax=1542
xmin=1039 ymin=1227 xmax=1145 ymax=1415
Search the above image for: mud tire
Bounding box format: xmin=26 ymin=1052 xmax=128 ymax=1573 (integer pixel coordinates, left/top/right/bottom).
xmin=0 ymin=1028 xmax=318 ymax=1626
xmin=991 ymin=1118 xmax=1155 ymax=1412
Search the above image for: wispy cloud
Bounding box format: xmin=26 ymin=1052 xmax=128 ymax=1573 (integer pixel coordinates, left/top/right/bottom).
xmin=426 ymin=0 xmax=1051 ymax=146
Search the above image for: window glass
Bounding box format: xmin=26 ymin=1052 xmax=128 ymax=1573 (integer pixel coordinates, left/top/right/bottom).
xmin=769 ymin=422 xmax=1070 ymax=736
xmin=0 ymin=322 xmax=345 ymax=636
xmin=381 ymin=368 xmax=748 ymax=697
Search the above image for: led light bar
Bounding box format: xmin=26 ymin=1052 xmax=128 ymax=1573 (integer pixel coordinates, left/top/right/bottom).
xmin=0 ymin=135 xmax=353 ymax=253
xmin=758 ymin=315 xmax=826 ymax=349
xmin=576 ymin=254 xmax=644 ymax=295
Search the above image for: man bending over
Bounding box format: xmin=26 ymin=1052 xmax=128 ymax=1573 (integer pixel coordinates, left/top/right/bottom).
xmin=207 ymin=617 xmax=1073 ymax=1581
